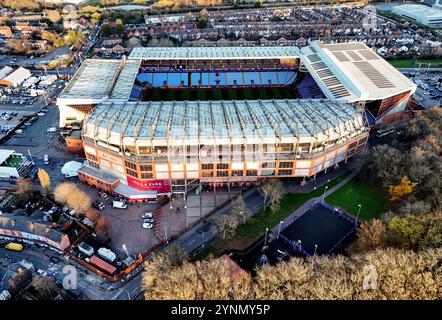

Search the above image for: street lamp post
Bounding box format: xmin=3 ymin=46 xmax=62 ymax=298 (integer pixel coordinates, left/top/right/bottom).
xmin=312 ymin=244 xmax=318 ymax=267
xmin=277 ymin=221 xmax=283 ymax=239
xmin=264 ymin=228 xmax=269 ymax=246
xmin=322 ymin=186 xmax=328 ymax=201
xmin=239 ymin=211 xmax=246 ymax=224
xmin=356 ymin=204 xmax=362 ymax=225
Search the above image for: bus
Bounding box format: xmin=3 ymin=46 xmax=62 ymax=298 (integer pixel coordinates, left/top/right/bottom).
xmin=89 ymin=255 xmax=117 ymax=276
xmin=5 ymin=242 xmax=24 ymax=252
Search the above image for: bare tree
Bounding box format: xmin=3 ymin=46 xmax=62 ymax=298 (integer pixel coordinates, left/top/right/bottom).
xmin=54 ymin=182 xmax=76 ymax=205
xmin=260 ymin=179 xmax=284 ymax=212
xmin=211 ymin=213 xmax=239 ymax=240
xmin=231 ymin=195 xmax=250 ymax=224
xmin=355 ymin=219 xmax=387 ymax=252
xmin=15 ymin=178 xmax=33 ymax=196
xmin=95 ymin=215 xmax=112 ymax=241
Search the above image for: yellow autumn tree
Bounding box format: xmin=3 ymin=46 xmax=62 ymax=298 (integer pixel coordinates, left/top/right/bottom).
xmin=37 ymin=168 xmax=51 ymax=195
xmin=389 ymin=176 xmax=417 ymax=201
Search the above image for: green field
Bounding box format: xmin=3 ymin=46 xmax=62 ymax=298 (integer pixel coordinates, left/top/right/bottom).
xmin=144 ymin=87 xmax=299 ymax=101
xmin=196 ymin=172 xmax=351 ymax=259
xmin=325 ymin=179 xmax=387 ymax=221
xmin=388 ymin=58 xmax=442 ymax=69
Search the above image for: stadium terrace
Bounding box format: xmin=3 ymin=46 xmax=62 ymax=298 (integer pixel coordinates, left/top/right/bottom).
xmin=57 ymin=41 xmax=416 ymax=198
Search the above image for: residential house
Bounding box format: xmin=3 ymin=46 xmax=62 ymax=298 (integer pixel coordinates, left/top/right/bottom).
xmin=0 ymin=26 xmax=12 ymax=38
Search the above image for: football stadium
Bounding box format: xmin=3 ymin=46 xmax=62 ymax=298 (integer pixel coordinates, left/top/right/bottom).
xmin=57 ymin=41 xmax=416 ymax=199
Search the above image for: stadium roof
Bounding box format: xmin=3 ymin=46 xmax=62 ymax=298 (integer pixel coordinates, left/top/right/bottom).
xmin=83 ymin=99 xmax=367 ymax=146
xmin=110 ymin=60 xmax=140 ymax=99
xmin=128 ymin=46 xmax=300 ymax=60
xmin=300 ymin=42 xmax=416 ymax=101
xmin=59 ymin=59 xmax=122 ymax=100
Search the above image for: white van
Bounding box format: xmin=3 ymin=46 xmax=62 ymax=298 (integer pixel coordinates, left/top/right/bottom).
xmin=43 ymin=154 xmax=49 ymax=165
xmin=78 ymin=242 xmax=94 ymax=257
xmin=112 ymin=201 xmax=127 ymax=209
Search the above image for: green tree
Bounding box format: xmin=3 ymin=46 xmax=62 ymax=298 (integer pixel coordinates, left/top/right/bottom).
xmin=66 ymin=30 xmax=77 ymax=46
xmin=115 ymin=18 xmax=124 ymax=35
xmin=76 ymin=30 xmax=85 ymax=44
xmin=101 ymin=23 xmax=112 ymax=37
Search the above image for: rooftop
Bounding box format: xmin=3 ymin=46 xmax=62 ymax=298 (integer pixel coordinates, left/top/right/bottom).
xmin=300 ymin=41 xmax=416 ymax=101
xmin=128 ymin=46 xmax=300 ymax=60
xmin=392 ymin=4 xmax=442 ymax=19
xmin=59 ymin=59 xmax=122 ymax=100
xmin=110 ymin=60 xmax=141 ymax=100
xmin=0 ymin=150 xmax=15 ymax=166
xmin=83 ymin=99 xmax=367 ymax=145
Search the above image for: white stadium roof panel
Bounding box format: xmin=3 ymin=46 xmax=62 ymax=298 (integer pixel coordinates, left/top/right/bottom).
xmin=110 ymin=60 xmax=141 ymax=99
xmin=300 ymin=42 xmax=416 ymax=101
xmin=128 ymin=46 xmax=300 ymax=60
xmin=59 ymin=59 xmax=122 ymax=99
xmin=83 ymin=99 xmax=367 ymax=147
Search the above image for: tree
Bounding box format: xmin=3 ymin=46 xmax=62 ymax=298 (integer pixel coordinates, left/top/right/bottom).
xmin=31 ymin=276 xmax=58 ymax=300
xmin=66 ymin=30 xmax=77 ymax=46
xmin=54 ymin=182 xmax=92 ymax=212
xmin=76 ymin=30 xmax=85 ymax=44
xmin=95 ymin=215 xmax=112 ymax=241
xmin=260 ymin=179 xmax=284 ymax=212
xmin=54 ymin=182 xmax=76 ymax=205
xmin=389 ymin=176 xmax=417 ymax=201
xmin=15 ymin=178 xmax=33 ymax=196
xmin=211 ymin=213 xmax=239 ymax=240
xmin=68 ymin=188 xmax=92 ymax=213
xmin=387 ymin=213 xmax=442 ymax=251
xmin=355 ymin=219 xmax=387 ymax=252
xmin=230 ymin=195 xmax=250 ymax=224
xmin=141 ymin=247 xmax=442 ymax=300
xmin=101 ymin=23 xmax=112 ymax=37
xmin=91 ymin=12 xmax=102 ymax=22
xmin=37 ymin=168 xmax=51 ymax=195
xmin=45 ymin=10 xmax=61 ymax=23
xmin=115 ymin=18 xmax=124 ymax=35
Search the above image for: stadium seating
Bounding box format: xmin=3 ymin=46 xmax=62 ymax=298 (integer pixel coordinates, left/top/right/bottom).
xmin=136 ymin=71 xmax=298 ymax=88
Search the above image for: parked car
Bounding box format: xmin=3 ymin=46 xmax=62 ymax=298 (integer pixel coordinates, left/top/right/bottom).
xmin=143 ymin=217 xmax=154 ymax=224
xmin=142 ymin=222 xmax=153 ymax=229
xmin=141 ymin=212 xmax=153 ymax=219
xmin=98 ymin=191 xmax=108 ymax=199
xmin=112 ymin=201 xmax=127 ymax=209
xmin=43 ymin=154 xmax=49 ymax=165
xmin=92 ymin=200 xmax=105 ymax=211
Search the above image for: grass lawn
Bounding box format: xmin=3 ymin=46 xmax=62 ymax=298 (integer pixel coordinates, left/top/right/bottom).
xmin=196 ymin=172 xmax=351 ymax=259
xmin=325 ymin=179 xmax=387 ymax=221
xmin=388 ymin=58 xmax=442 ymax=69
